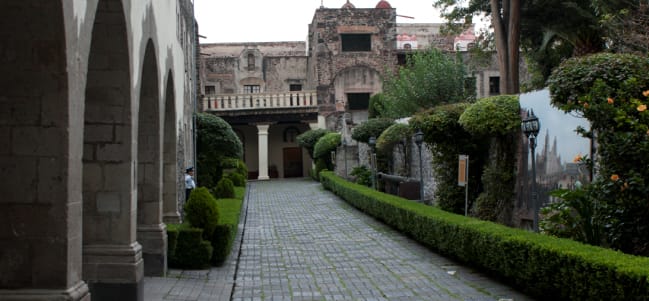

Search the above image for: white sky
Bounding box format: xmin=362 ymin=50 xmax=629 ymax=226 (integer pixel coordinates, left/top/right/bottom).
xmin=193 ymin=0 xmax=448 ymax=43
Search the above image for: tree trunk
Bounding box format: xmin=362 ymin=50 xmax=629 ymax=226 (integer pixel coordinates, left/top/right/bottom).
xmin=490 ymin=0 xmax=520 ymax=94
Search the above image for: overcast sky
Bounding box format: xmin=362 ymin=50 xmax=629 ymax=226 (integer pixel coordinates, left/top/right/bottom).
xmin=193 ymin=0 xmax=450 ymax=43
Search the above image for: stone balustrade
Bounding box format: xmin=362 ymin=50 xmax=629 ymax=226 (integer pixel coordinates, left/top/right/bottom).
xmin=203 ymin=91 xmax=317 ymax=111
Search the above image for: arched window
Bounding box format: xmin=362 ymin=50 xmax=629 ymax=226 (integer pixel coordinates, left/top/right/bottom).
xmin=247 ymin=53 xmax=255 ymax=70
xmin=283 ymin=127 xmax=300 ymax=143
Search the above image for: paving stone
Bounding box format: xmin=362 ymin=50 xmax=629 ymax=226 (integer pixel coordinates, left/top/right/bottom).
xmin=145 ymin=179 xmax=533 ymax=301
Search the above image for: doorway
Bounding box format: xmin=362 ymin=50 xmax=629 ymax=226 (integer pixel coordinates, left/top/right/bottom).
xmin=283 ymin=147 xmax=303 ymax=178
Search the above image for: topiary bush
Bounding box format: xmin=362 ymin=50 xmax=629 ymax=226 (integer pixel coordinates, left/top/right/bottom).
xmin=313 ymin=132 xmax=341 ymax=171
xmin=351 ymin=118 xmax=395 ymax=143
xmin=350 ymin=165 xmax=372 ymax=187
xmin=409 ymin=104 xmax=487 ymax=214
xmin=184 ymin=187 xmax=220 ymax=239
xmin=225 ymin=172 xmax=245 ymax=187
xmin=297 ymin=129 xmax=331 ymax=159
xmin=459 ymin=95 xmax=520 ymax=224
xmin=168 ymin=226 xmax=213 ymax=269
xmin=376 ymin=123 xmax=410 ymax=156
xmin=368 ymin=93 xmax=388 ymax=118
xmin=213 ymin=177 xmax=235 ymax=199
xmin=547 ymin=53 xmax=649 ymax=110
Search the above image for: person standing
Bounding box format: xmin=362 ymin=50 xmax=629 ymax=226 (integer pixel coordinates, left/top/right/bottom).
xmin=185 ymin=167 xmax=196 ymax=200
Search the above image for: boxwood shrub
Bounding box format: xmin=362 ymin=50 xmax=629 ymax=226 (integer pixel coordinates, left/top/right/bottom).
xmin=167 ymin=225 xmax=213 ymax=269
xmin=319 ymin=171 xmax=649 ymax=301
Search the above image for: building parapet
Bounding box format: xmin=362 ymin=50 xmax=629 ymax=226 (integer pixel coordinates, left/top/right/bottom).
xmin=203 ymin=91 xmax=317 ymax=112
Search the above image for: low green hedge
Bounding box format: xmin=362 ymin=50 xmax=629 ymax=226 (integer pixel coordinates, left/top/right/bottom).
xmin=319 ymin=171 xmax=649 ymax=301
xmin=167 ymin=224 xmax=213 ymax=269
xmin=211 ymin=186 xmax=245 ymax=266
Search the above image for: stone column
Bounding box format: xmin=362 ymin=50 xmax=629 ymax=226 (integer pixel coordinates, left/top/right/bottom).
xmin=257 ymin=124 xmax=270 ymax=180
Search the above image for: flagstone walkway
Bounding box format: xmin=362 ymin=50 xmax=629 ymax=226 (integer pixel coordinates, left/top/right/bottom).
xmin=145 ymin=179 xmax=532 ymax=301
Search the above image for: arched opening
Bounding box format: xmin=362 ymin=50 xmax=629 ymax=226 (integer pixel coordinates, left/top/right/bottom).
xmin=162 ymin=71 xmax=179 ymax=224
xmin=0 ymin=1 xmax=89 ymax=299
xmin=136 ymin=40 xmax=165 ymax=277
xmin=83 ymin=0 xmax=143 ymax=299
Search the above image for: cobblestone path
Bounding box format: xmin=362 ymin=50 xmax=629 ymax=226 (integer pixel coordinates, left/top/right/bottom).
xmin=231 ymin=179 xmax=530 ymax=301
xmin=145 ymin=179 xmax=532 ymax=301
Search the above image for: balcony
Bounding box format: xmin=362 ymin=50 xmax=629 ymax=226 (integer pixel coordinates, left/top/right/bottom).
xmin=202 ymin=91 xmax=319 ymax=124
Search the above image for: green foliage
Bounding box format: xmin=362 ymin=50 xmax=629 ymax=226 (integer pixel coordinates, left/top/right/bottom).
xmin=548 ymin=53 xmax=649 ymax=110
xmin=350 ymin=165 xmax=372 ymax=187
xmin=548 ymin=52 xmax=649 ymax=255
xmin=368 ymin=93 xmax=388 ymax=118
xmin=541 ymin=187 xmax=603 ymax=245
xmin=459 ymin=96 xmax=520 ymax=223
xmin=376 ymin=123 xmax=411 ymax=156
xmin=320 ymin=171 xmax=649 ymax=301
xmin=168 ymin=226 xmax=213 ymax=269
xmin=409 ymin=104 xmax=487 ymax=214
xmin=459 ymin=95 xmax=521 ymax=136
xmin=297 ymin=129 xmax=331 ymax=159
xmin=313 ymin=158 xmax=328 ymax=181
xmin=382 ymin=48 xmax=468 ymax=118
xmin=166 ymin=223 xmax=180 ymax=260
xmin=196 ymin=113 xmax=243 ymax=188
xmin=313 ymin=133 xmax=341 ymax=173
xmin=213 ymin=177 xmax=235 ymax=199
xmin=225 ymin=172 xmax=246 ymax=187
xmin=210 ymin=188 xmax=244 ymax=266
xmin=351 ymin=118 xmax=395 ymax=144
xmin=184 ymin=187 xmax=220 ymax=239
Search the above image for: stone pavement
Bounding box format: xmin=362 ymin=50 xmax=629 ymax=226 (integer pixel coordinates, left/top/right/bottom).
xmin=145 ymin=179 xmax=533 ymax=301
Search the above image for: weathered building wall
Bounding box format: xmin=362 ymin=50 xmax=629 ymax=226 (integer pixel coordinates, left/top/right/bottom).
xmin=0 ymin=0 xmax=196 ymax=300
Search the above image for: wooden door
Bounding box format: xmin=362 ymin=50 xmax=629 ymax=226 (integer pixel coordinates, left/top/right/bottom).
xmin=283 ymin=147 xmax=303 ymax=178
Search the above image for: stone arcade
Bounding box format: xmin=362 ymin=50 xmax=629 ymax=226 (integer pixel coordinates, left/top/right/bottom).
xmin=0 ymin=0 xmax=197 ymax=300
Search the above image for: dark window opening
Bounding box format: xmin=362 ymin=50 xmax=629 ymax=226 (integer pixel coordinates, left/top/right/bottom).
xmin=247 ymin=53 xmax=255 ymax=70
xmin=347 ymin=93 xmax=370 ymax=110
xmin=341 ymin=34 xmax=371 ymax=52
xmin=205 ymin=85 xmax=215 ymax=95
xmin=289 ymin=84 xmax=302 ymax=91
xmin=489 ymin=76 xmax=500 ymax=95
xmin=283 ymin=127 xmax=301 ymax=143
xmin=244 ymin=85 xmax=260 ymax=93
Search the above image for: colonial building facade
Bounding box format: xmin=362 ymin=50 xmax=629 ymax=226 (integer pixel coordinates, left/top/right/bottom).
xmin=200 ymin=1 xmax=501 ymax=180
xmin=0 ymin=0 xmax=197 ymax=300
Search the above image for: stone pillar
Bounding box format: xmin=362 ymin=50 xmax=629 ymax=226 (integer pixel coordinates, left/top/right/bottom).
xmin=83 ymin=243 xmax=144 ymax=301
xmin=257 ymin=124 xmax=270 ymax=180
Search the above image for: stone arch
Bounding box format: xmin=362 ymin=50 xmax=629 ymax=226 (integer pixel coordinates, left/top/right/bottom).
xmin=163 ymin=71 xmax=179 ymax=224
xmin=137 ymin=39 xmax=166 ymax=277
xmin=0 ymin=1 xmax=90 ymax=299
xmin=82 ymin=0 xmax=143 ymax=298
xmin=333 ymin=66 xmax=382 ymax=110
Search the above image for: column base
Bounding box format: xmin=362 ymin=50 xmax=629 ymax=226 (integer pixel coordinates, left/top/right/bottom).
xmin=83 ymin=242 xmax=144 ymax=301
xmin=0 ymin=281 xmax=90 ymax=301
xmin=137 ymin=223 xmax=167 ymax=277
xmin=88 ymin=280 xmax=143 ymax=301
xmin=162 ymin=212 xmax=180 ymax=224
xmin=257 ymin=175 xmax=270 ymax=180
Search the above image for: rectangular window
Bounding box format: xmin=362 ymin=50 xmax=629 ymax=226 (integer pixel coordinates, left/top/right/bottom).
xmin=341 ymin=34 xmax=371 ymax=52
xmin=243 ymin=85 xmax=260 ymax=93
xmin=489 ymin=76 xmax=500 ymax=95
xmin=289 ymin=84 xmax=302 ymax=91
xmin=347 ymin=93 xmax=370 ymax=110
xmin=205 ymin=85 xmax=215 ymax=95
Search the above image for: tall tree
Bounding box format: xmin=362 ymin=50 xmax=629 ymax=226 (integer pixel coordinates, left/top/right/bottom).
xmin=434 ymin=0 xmax=521 ymax=94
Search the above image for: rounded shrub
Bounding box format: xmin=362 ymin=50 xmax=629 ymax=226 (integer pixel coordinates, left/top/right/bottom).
xmin=376 ymin=123 xmax=410 ymax=155
xmin=213 ymin=177 xmax=235 ymax=199
xmin=351 ymin=118 xmax=394 ymax=143
xmin=459 ymin=95 xmax=521 ymax=136
xmin=313 ymin=132 xmax=341 ymax=159
xmin=184 ymin=187 xmax=220 ymax=238
xmin=226 ymin=172 xmax=246 ymax=187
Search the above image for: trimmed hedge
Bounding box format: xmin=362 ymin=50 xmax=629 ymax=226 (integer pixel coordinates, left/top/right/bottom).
xmin=211 ymin=186 xmax=245 ymax=266
xmin=167 ymin=224 xmax=213 ymax=269
xmin=319 ymin=171 xmax=649 ymax=301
